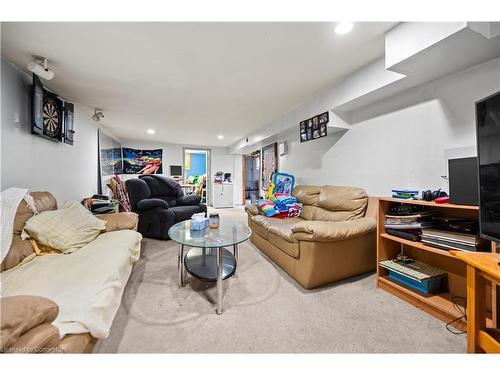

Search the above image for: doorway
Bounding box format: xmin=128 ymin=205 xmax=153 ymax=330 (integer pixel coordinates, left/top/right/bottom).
xmin=242 ymin=152 xmax=260 ymax=205
xmin=183 ymin=148 xmax=210 ymax=205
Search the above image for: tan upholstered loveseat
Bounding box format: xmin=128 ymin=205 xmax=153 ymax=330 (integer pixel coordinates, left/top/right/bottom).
xmin=246 ymin=185 xmax=377 ymax=289
xmin=0 ymin=192 xmax=140 ymax=353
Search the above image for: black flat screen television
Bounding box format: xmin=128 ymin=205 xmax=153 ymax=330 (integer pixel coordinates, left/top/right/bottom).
xmin=170 ymin=165 xmax=182 ymax=176
xmin=476 ymin=91 xmax=500 ymax=243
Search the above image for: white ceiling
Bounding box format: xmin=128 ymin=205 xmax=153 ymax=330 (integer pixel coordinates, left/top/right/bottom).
xmin=1 ymin=22 xmax=397 ymax=146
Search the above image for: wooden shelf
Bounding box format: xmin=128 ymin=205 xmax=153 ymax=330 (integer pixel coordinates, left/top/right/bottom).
xmin=376 ymin=197 xmax=497 ymax=332
xmin=380 ymin=233 xmax=459 ymax=259
xmin=378 ymin=276 xmax=466 ymax=329
xmin=379 ymin=276 xmax=494 ymax=329
xmin=378 ymin=197 xmax=479 ymax=211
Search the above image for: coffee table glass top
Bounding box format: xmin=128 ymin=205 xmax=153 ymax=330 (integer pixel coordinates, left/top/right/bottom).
xmin=168 ymin=218 xmax=251 ymax=248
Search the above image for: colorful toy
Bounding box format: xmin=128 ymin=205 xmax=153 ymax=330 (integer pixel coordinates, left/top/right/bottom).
xmin=257 ymin=199 xmax=277 ymax=217
xmin=265 ymin=182 xmax=275 ymax=199
xmin=257 ymin=192 xmax=302 ymax=219
xmin=273 ymin=172 xmax=295 ymax=196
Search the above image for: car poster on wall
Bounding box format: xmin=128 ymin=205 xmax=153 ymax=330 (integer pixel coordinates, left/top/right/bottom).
xmin=123 ymin=148 xmax=163 ymax=174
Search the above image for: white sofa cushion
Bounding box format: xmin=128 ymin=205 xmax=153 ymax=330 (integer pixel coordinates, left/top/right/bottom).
xmin=1 ymin=229 xmax=142 ymax=339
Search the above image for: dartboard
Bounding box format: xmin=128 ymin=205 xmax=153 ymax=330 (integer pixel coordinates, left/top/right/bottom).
xmin=43 ymin=96 xmax=61 ymax=138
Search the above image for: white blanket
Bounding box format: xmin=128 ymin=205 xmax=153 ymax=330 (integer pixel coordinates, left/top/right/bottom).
xmin=0 ymin=188 xmax=37 ymax=264
xmin=1 ymin=229 xmax=142 ymax=339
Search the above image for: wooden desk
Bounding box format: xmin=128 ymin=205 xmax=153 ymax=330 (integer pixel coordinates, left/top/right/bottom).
xmin=450 ymin=251 xmax=500 ymax=353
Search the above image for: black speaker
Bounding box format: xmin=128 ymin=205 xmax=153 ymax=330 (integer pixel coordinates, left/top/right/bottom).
xmin=448 ymin=157 xmax=479 ymax=206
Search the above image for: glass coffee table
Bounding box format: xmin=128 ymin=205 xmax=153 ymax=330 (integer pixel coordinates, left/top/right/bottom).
xmin=168 ymin=218 xmax=251 ymax=315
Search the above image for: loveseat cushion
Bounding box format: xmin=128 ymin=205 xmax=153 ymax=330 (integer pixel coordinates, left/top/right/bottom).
xmin=1 ymin=237 xmax=36 ymax=272
xmin=292 ymin=217 xmax=376 ymax=242
xmin=250 ymin=216 xmax=302 ymax=258
xmin=13 ymin=323 xmax=61 ymax=352
xmin=2 ymin=192 xmax=58 ymax=272
xmin=0 ymin=295 xmax=59 ymax=349
xmin=268 ymin=219 xmax=300 ymax=243
xmin=13 ymin=192 xmax=57 ymax=235
xmin=268 ymin=233 xmax=300 ymax=259
xmin=251 ymin=216 xmax=303 ymax=235
xmin=96 ymin=212 xmax=138 ymax=232
xmin=245 ymin=204 xmax=259 ymax=216
xmin=317 ymin=186 xmax=367 ymax=218
xmin=293 ymin=185 xmax=368 ymax=222
xmin=250 ymin=215 xmax=271 ymax=239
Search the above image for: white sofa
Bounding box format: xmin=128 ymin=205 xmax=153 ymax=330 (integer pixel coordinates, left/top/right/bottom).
xmin=0 ymin=192 xmax=141 ymax=353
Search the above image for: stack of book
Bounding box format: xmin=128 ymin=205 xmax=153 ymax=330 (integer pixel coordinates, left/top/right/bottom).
xmin=391 ymin=189 xmax=419 ymax=199
xmin=385 ymin=210 xmax=434 ymax=241
xmin=420 ymin=229 xmax=489 ymax=252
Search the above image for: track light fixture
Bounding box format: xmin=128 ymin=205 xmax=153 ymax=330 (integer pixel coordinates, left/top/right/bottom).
xmin=27 ymin=56 xmax=55 ymax=80
xmin=92 ymin=109 xmax=104 ymax=122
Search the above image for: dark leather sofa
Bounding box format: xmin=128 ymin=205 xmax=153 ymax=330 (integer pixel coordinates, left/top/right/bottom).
xmin=126 ymin=175 xmax=207 ymax=239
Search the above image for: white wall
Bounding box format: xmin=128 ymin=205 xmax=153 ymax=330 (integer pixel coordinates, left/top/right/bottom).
xmin=0 ymin=57 xmax=243 ymax=207
xmin=277 ymin=57 xmax=500 ymax=196
xmin=385 ymin=22 xmax=465 ymax=69
xmin=120 ymin=140 xmax=243 ymax=206
xmin=1 ymin=59 xmax=100 ymax=205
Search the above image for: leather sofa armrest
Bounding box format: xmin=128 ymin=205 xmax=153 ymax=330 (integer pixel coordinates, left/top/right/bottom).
xmin=10 ymin=323 xmax=61 ymax=353
xmin=136 ymin=198 xmax=169 ymax=210
xmin=96 ymin=212 xmax=139 ymax=232
xmin=292 ymin=217 xmax=376 ymax=242
xmin=245 ymin=204 xmax=259 ymax=216
xmin=0 ymin=296 xmax=59 ymax=350
xmin=177 ymin=195 xmax=201 ymax=206
xmin=58 ymin=333 xmax=95 ymax=354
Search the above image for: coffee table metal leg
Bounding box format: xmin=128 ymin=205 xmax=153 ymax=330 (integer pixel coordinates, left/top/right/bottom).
xmin=233 ymin=244 xmax=238 ymax=278
xmin=181 ymin=245 xmax=184 ymax=288
xmin=216 ymin=247 xmax=223 ymax=315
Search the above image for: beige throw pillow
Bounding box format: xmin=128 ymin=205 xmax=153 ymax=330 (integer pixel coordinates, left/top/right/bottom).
xmin=21 ymin=201 xmax=106 ymax=254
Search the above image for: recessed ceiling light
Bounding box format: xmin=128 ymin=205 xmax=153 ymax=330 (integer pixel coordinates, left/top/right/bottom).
xmin=217 ymin=135 xmax=224 ymax=140
xmin=335 ymin=22 xmax=354 ymax=35
xmin=147 ymin=129 xmax=155 ymax=134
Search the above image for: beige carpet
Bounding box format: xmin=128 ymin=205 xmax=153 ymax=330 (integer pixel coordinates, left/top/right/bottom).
xmin=94 ymin=207 xmax=466 ymax=353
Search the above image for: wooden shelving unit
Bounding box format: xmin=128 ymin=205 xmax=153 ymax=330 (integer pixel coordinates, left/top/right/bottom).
xmin=380 ymin=233 xmax=457 ymax=259
xmin=377 ymin=197 xmax=497 ymax=331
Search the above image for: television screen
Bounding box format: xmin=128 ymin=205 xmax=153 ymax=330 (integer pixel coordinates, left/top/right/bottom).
xmin=476 ymin=91 xmax=500 ymax=242
xmin=170 ymin=165 xmax=182 ymax=176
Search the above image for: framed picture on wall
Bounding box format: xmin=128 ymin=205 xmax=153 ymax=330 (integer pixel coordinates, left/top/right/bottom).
xmin=98 ymin=129 xmax=123 ymax=195
xmin=122 ymin=148 xmax=163 ymax=175
xmin=261 ymin=142 xmax=278 ymax=191
xmin=319 ymin=111 xmax=329 ymax=124
xmin=300 ymin=111 xmax=329 ymax=142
